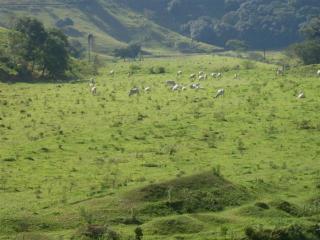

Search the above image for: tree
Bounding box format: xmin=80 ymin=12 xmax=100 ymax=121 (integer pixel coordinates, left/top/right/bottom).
xmin=113 ymin=43 xmax=142 ymax=60
xmin=68 ymin=39 xmax=85 ymax=58
xmin=300 ymin=17 xmax=320 ymax=40
xmin=188 ymin=17 xmax=214 ymax=43
xmin=127 ymin=43 xmax=142 ymax=59
xmin=7 ymin=17 xmax=71 ymax=79
xmin=13 ymin=17 xmax=47 ymax=72
xmin=40 ymin=29 xmax=70 ymax=78
xmin=288 ymin=16 xmax=320 ymax=64
xmin=289 ymin=40 xmax=320 ymax=64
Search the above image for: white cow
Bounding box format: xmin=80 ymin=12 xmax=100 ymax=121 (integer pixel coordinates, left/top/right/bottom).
xmin=297 ymin=92 xmax=305 ymax=99
xmin=211 ymin=72 xmax=222 ymax=78
xmin=177 ymin=70 xmax=182 ymax=76
xmin=317 ymin=70 xmax=320 ymax=76
xmin=190 ymin=83 xmax=200 ymax=89
xmin=144 ymin=87 xmax=151 ymax=92
xmin=214 ymin=89 xmax=225 ymax=98
xmin=110 ymin=70 xmax=115 ymax=76
xmin=190 ymin=73 xmax=196 ymax=80
xmin=129 ymin=87 xmax=140 ymax=96
xmin=199 ymin=75 xmax=205 ymax=81
xmin=91 ymin=86 xmax=97 ymax=95
xmin=276 ymin=68 xmax=284 ymax=75
xmin=172 ymin=84 xmax=181 ymax=91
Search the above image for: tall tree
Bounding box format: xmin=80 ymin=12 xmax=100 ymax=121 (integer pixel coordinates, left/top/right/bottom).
xmin=40 ymin=29 xmax=69 ymax=78
xmin=300 ymin=17 xmax=320 ymax=40
xmin=13 ymin=17 xmax=47 ymax=72
xmin=289 ymin=17 xmax=320 ymax=64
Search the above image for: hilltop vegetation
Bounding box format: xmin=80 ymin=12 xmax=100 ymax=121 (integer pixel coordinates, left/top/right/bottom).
xmin=121 ymin=0 xmax=320 ymax=49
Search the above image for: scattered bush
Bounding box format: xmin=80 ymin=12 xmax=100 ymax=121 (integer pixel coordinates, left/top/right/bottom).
xmin=241 ymin=60 xmax=256 ymax=69
xmin=76 ymin=224 xmax=120 ymax=240
xmin=83 ymin=224 xmax=106 ymax=239
xmin=245 ymin=224 xmax=317 ymax=240
xmin=129 ymin=64 xmax=141 ymax=73
xmin=148 ymin=66 xmax=166 ymax=74
xmin=144 ymin=216 xmax=203 ymax=235
xmin=296 ymin=120 xmax=315 ymax=130
xmin=135 ymin=227 xmax=143 ymax=240
xmin=254 ymin=202 xmax=270 ymax=209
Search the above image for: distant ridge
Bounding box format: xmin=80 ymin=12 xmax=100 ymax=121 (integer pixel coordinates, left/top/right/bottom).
xmin=0 ymin=0 xmax=220 ymax=55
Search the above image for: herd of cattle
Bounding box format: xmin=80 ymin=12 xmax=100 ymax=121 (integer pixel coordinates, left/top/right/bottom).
xmin=88 ymin=69 xmax=320 ymax=99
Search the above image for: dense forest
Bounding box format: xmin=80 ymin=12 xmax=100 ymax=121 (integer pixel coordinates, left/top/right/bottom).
xmin=120 ymin=0 xmax=320 ymax=49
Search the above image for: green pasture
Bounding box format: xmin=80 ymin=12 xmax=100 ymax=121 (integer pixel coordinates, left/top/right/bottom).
xmin=0 ymin=55 xmax=319 ymax=239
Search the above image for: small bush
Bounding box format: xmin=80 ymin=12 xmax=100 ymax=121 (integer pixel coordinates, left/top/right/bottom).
xmin=129 ymin=64 xmax=141 ymax=73
xmin=275 ymin=201 xmax=301 ymax=216
xmin=84 ymin=224 xmax=106 ymax=239
xmin=76 ymin=224 xmax=120 ymax=240
xmin=254 ymin=202 xmax=270 ymax=209
xmin=248 ymin=52 xmax=265 ymax=61
xmin=241 ymin=60 xmax=256 ymax=69
xmin=148 ymin=66 xmax=166 ymax=74
xmin=245 ymin=224 xmax=314 ymax=240
xmin=297 ymin=120 xmax=315 ymax=130
xmin=144 ymin=216 xmax=203 ymax=235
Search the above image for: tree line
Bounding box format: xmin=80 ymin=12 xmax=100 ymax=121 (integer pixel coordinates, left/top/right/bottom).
xmin=288 ymin=17 xmax=320 ymax=64
xmin=0 ymin=17 xmax=70 ymax=80
xmin=0 ymin=17 xmax=144 ymax=81
xmin=120 ymin=0 xmax=320 ymax=50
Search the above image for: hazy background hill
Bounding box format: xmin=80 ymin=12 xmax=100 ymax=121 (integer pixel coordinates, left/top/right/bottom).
xmin=120 ymin=0 xmax=320 ymax=49
xmin=0 ymin=0 xmax=218 ymax=55
xmin=0 ymin=0 xmax=319 ymax=54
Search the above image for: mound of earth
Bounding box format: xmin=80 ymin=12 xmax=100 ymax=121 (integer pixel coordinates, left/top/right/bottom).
xmin=128 ymin=172 xmax=251 ymax=215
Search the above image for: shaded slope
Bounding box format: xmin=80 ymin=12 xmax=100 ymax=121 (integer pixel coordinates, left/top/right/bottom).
xmin=0 ymin=0 xmax=220 ymax=54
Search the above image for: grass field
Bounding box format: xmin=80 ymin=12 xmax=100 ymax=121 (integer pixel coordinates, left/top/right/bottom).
xmin=0 ymin=55 xmax=320 ymax=240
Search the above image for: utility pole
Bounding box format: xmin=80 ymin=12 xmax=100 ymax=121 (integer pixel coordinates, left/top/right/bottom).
xmin=88 ymin=33 xmax=94 ymax=62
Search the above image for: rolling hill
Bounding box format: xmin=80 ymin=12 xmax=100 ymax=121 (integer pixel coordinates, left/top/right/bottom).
xmin=0 ymin=0 xmax=220 ymax=55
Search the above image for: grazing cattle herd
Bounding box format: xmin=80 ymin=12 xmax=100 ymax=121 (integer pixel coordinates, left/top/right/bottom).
xmin=87 ymin=69 xmax=320 ymax=99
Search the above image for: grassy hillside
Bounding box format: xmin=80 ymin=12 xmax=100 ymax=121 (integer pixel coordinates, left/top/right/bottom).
xmin=0 ymin=55 xmax=319 ymax=239
xmin=0 ymin=0 xmax=220 ymax=55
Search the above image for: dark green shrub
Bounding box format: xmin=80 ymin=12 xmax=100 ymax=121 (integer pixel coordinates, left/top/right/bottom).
xmin=254 ymin=202 xmax=270 ymax=209
xmin=148 ymin=66 xmax=166 ymax=74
